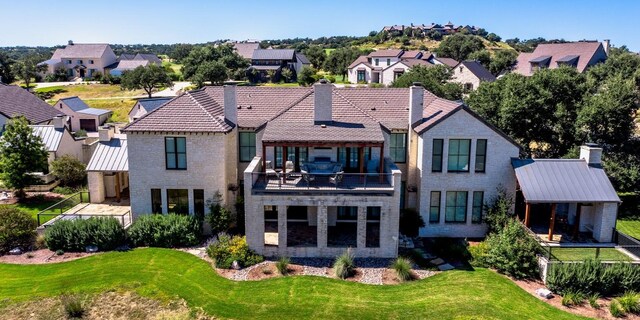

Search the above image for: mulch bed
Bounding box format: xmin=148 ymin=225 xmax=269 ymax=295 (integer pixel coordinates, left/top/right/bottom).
xmin=0 ymin=249 xmax=95 ymax=264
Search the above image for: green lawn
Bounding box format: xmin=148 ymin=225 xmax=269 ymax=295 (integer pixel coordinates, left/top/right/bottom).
xmin=0 ymin=248 xmax=583 ymax=319
xmin=1 ymin=200 xmax=59 ymax=224
xmin=36 ymin=84 xmax=145 ymax=99
xmin=549 ymin=247 xmax=632 ymax=261
xmin=617 ymin=219 xmax=640 ymax=240
xmin=83 ymin=98 xmax=137 ymax=122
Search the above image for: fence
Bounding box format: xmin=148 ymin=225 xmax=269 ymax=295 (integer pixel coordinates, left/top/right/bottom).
xmin=615 ymin=229 xmax=640 ymax=258
xmin=250 ymin=172 xmax=395 ymax=192
xmin=36 ymin=191 xmax=90 ymax=225
xmin=40 ymin=210 xmax=133 ymax=229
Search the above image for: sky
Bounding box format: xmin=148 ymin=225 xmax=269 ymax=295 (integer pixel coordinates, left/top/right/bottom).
xmin=2 ymin=0 xmax=638 ymax=51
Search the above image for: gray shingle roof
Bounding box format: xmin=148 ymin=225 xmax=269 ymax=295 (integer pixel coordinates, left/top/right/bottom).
xmin=136 ymin=97 xmax=172 ymax=113
xmin=133 ymin=53 xmax=162 ymax=64
xmin=296 ymin=53 xmax=310 ymax=64
xmin=87 ymin=138 xmax=128 ymax=172
xmin=112 ymin=60 xmax=149 ymax=71
xmin=252 ymin=49 xmax=295 ymax=60
xmin=119 ymin=53 xmax=136 ymax=60
xmin=233 ymin=42 xmax=260 ymax=59
xmin=0 ymin=85 xmax=60 ymax=124
xmin=512 ymin=158 xmax=620 ymax=203
xmin=77 ymin=108 xmax=111 ymax=116
xmin=30 ymin=125 xmax=64 ymax=152
xmin=60 ymin=97 xmax=91 ymax=112
xmin=458 ymin=61 xmax=496 ymax=82
xmin=50 ymin=43 xmax=111 ymax=59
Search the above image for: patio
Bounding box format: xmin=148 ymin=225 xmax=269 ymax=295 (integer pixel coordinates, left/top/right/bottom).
xmin=252 ymin=173 xmax=394 ymax=193
xmin=38 ymin=197 xmax=132 ymax=230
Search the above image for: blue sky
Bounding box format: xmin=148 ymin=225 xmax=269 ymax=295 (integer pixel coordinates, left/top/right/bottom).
xmin=2 ymin=0 xmax=638 ymax=51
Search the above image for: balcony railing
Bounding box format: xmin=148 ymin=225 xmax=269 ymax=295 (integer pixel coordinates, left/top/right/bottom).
xmin=250 ymin=172 xmax=394 ymax=193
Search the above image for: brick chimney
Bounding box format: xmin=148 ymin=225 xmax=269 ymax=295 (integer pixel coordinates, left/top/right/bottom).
xmin=223 ymin=83 xmax=237 ymax=125
xmin=409 ymin=82 xmax=424 ymax=127
xmin=580 ymin=143 xmax=602 ymax=166
xmin=52 ymin=115 xmax=65 ymax=130
xmin=314 ymin=79 xmax=332 ymax=123
xmin=98 ymin=126 xmax=114 ymax=142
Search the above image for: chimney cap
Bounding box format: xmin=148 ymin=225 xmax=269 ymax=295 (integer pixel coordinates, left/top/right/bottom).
xmin=584 ymin=142 xmax=600 ymax=148
xmin=411 ymin=82 xmax=423 ymax=87
xmin=68 ymin=40 xmax=74 ymax=45
xmin=223 ymin=81 xmax=240 ymax=86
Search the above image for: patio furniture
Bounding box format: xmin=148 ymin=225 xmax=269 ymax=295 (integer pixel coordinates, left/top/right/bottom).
xmin=285 ymin=161 xmax=295 ymax=179
xmin=301 ymin=168 xmax=315 ymax=184
xmin=265 ymin=160 xmax=279 ymax=179
xmin=329 ymin=171 xmax=344 ymax=186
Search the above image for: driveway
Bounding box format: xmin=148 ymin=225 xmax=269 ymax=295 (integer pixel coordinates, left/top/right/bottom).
xmin=155 ymin=81 xmax=191 ymax=97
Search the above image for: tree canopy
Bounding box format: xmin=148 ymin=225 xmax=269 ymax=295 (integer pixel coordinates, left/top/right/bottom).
xmin=0 ymin=52 xmax=14 ymax=84
xmin=324 ymin=47 xmax=368 ymax=79
xmin=181 ymin=44 xmax=248 ymax=83
xmin=435 ymin=34 xmax=485 ymax=61
xmin=14 ymin=53 xmax=46 ymax=88
xmin=120 ymin=64 xmax=173 ymax=98
xmin=391 ymin=65 xmax=463 ymax=101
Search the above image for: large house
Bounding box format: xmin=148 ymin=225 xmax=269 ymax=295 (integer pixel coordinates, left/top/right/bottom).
xmin=382 ymin=22 xmax=482 ymax=36
xmin=118 ymin=81 xmax=624 ymax=259
xmin=232 ymin=42 xmax=261 ymax=60
xmin=347 ymin=50 xmax=434 ymax=85
xmin=249 ymin=49 xmax=310 ymax=80
xmin=0 ymin=84 xmax=61 ymax=130
xmin=39 ymin=41 xmax=117 ymax=79
xmin=451 ymin=61 xmax=496 ymax=91
xmin=512 ymin=40 xmax=609 ymax=76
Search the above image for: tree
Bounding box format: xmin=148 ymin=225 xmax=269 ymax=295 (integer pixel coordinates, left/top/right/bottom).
xmin=14 ymin=54 xmax=46 ymax=88
xmin=0 ymin=207 xmax=37 ymax=254
xmin=488 ymin=50 xmax=518 ymax=75
xmin=297 ymin=66 xmax=317 ymax=86
xmin=426 ymin=29 xmax=443 ymax=41
xmin=193 ymin=60 xmax=228 ymax=88
xmin=0 ymin=116 xmax=48 ymax=198
xmin=280 ymin=67 xmax=293 ymax=83
xmin=391 ymin=65 xmax=463 ymax=100
xmin=0 ymin=52 xmax=15 ymax=84
xmin=206 ymin=191 xmax=231 ymax=234
xmin=181 ymin=44 xmax=248 ymax=83
xmin=169 ymin=43 xmax=194 ymax=63
xmin=303 ymin=45 xmax=327 ymax=69
xmin=323 ymin=47 xmax=363 ymax=80
xmin=120 ymin=64 xmax=173 ymax=98
xmin=486 ymin=33 xmax=502 ymax=42
xmin=436 ymin=34 xmax=485 ymax=61
xmin=468 ymin=50 xmax=491 ymax=69
xmin=50 ymin=155 xmax=86 ymax=186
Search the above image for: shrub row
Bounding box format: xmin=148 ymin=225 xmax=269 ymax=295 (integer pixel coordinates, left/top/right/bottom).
xmin=206 ymin=233 xmax=263 ymax=269
xmin=546 ymin=259 xmax=640 ymax=296
xmin=44 ymin=214 xmax=202 ymax=252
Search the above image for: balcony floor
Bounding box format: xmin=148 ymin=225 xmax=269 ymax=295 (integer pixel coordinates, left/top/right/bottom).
xmin=252 ymin=175 xmax=393 ymax=194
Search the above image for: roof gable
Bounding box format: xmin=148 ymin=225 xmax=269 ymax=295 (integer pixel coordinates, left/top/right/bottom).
xmin=60 ymin=97 xmax=91 ymax=112
xmin=514 ymin=42 xmax=605 ymax=75
xmin=0 ymin=85 xmax=60 ymax=124
xmin=457 ymin=61 xmax=496 ymax=81
xmin=54 ymin=43 xmax=111 ymax=59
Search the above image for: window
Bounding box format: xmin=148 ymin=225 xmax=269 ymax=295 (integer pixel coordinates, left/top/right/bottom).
xmin=445 ymin=191 xmax=468 ymax=223
xmin=366 ymin=207 xmax=381 ymax=248
xmin=77 ymin=60 xmax=83 ymax=64
xmin=337 ymin=206 xmax=358 ymax=220
xmin=432 ymin=139 xmax=443 ymax=172
xmin=275 ymin=146 xmax=283 ymax=168
xmin=151 ymin=189 xmax=162 ymax=214
xmin=475 ymin=139 xmax=487 ymax=172
xmin=89 ymin=60 xmax=94 ymax=64
xmin=393 ymin=71 xmax=404 ymax=80
xmin=390 ymin=133 xmax=407 ymax=162
xmin=375 ymin=58 xmax=379 ymax=66
xmin=275 ymin=147 xmax=307 ymax=169
xmin=194 ymin=189 xmax=205 ymax=217
xmin=429 ymin=191 xmax=441 ymax=223
xmin=472 ymin=191 xmax=483 ymax=223
xmin=239 ymin=132 xmax=256 ymax=162
xmin=447 ymin=139 xmax=470 ymax=172
xmin=167 ymin=189 xmax=189 ymax=214
xmin=66 ymin=60 xmax=72 ymax=64
xmin=357 ymin=70 xmax=365 ymax=82
xmin=386 ymin=58 xmax=390 ymax=65
xmin=165 ymin=137 xmax=187 ymax=170
xmin=464 ymin=83 xmax=473 ymax=91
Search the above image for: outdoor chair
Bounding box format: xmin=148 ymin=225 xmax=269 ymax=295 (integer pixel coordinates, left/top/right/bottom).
xmin=329 ymin=171 xmax=344 ymax=186
xmin=301 ymin=169 xmax=315 ymax=184
xmin=285 ymin=161 xmax=295 ymax=179
xmin=265 ymin=160 xmax=279 ymax=179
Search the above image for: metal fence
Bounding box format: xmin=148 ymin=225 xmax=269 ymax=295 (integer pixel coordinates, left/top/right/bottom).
xmin=36 ymin=191 xmax=90 ymax=225
xmin=41 ymin=210 xmax=133 ymax=228
xmin=250 ymin=172 xmax=394 ymax=192
xmin=615 ymin=229 xmax=640 ymax=258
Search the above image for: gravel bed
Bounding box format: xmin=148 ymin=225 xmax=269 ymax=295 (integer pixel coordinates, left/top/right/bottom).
xmin=413 ymin=269 xmax=438 ymax=279
xmin=303 ymin=265 xmax=328 ymax=277
xmin=359 ymin=267 xmax=385 ymax=285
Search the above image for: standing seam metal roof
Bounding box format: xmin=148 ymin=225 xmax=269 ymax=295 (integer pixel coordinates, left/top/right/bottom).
xmin=30 ymin=125 xmax=64 ymax=152
xmin=87 ymin=138 xmax=128 ymax=172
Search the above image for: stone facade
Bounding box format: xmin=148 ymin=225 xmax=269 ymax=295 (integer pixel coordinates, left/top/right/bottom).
xmin=451 ymin=65 xmax=482 ymax=91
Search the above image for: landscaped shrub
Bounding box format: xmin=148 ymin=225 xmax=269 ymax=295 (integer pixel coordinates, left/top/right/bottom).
xmin=391 ymin=257 xmax=413 ymax=282
xmin=547 ymin=260 xmax=640 ymax=296
xmin=206 ymin=233 xmax=263 ymax=269
xmin=617 ymin=291 xmax=640 ymax=314
xmin=483 ymin=188 xmax=515 ymax=234
xmin=561 ymin=291 xmax=584 ymax=307
xmin=468 ymin=242 xmax=489 ymax=267
xmin=588 ymin=293 xmax=601 ymax=309
xmin=276 ymin=257 xmax=290 ymax=276
xmin=399 ymin=208 xmax=425 ymax=237
xmin=127 ymin=214 xmax=201 ymax=248
xmin=610 ymin=300 xmax=624 ymax=317
xmin=428 ymin=238 xmax=472 ymax=262
xmin=206 ymin=191 xmax=232 ymax=234
xmin=483 ymin=219 xmax=540 ymax=279
xmin=44 ymin=217 xmax=125 ymax=252
xmin=333 ymin=249 xmax=356 ymax=279
xmin=0 ymin=206 xmax=37 ymax=254
xmin=61 ymin=294 xmax=85 ymax=318
xmin=50 ymin=155 xmax=86 ymax=186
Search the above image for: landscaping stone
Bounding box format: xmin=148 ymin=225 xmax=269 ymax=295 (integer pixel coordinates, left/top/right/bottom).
xmin=359 ymin=268 xmax=384 ymax=285
xmin=303 ymin=265 xmax=327 ymax=277
xmin=430 ymin=258 xmax=445 ymax=265
xmin=231 ymin=260 xmax=241 ymax=270
xmin=535 ymin=288 xmax=553 ymax=299
xmin=437 ymin=263 xmax=455 ymax=271
xmin=9 ymin=248 xmax=22 ymax=255
xmin=85 ymin=245 xmax=98 ymax=253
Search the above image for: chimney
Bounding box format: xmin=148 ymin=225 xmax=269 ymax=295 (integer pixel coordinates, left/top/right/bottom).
xmin=409 ymin=82 xmax=424 ymax=127
xmin=98 ymin=126 xmax=114 ymax=142
xmin=580 ymin=143 xmax=603 ymax=166
xmin=68 ymin=40 xmax=74 ymax=46
xmin=603 ymin=39 xmax=610 ymax=56
xmin=52 ymin=115 xmax=65 ymax=129
xmin=313 ymin=79 xmax=333 ymax=123
xmin=223 ymin=83 xmax=237 ymax=125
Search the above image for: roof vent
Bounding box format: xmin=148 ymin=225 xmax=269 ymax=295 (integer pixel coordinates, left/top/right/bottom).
xmin=68 ymin=40 xmax=74 ymax=45
xmin=237 ymin=105 xmax=242 ymax=109
xmin=247 ymin=105 xmax=252 ymax=109
xmin=384 ymin=100 xmax=388 ymax=104
xmin=371 ymin=107 xmax=376 ymax=111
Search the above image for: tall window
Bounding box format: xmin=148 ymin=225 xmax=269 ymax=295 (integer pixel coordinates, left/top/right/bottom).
xmin=357 ymin=70 xmax=365 ymax=82
xmin=194 ymin=189 xmax=205 ymax=217
xmin=472 ymin=191 xmax=484 ymax=223
xmin=275 ymin=146 xmax=283 ymax=168
xmin=165 ymin=137 xmax=187 ymax=170
xmin=447 ymin=139 xmax=470 ymax=172
xmin=445 ymin=191 xmax=468 ymax=223
xmin=432 ymin=139 xmax=443 ymax=172
xmin=276 ymin=147 xmax=307 ymax=169
xmin=429 ymin=191 xmax=441 ymax=223
xmin=151 ymin=189 xmax=162 ymax=214
xmin=475 ymin=139 xmax=487 ymax=173
xmin=239 ymin=132 xmax=256 ymax=162
xmin=386 ymin=58 xmax=391 ymax=65
xmin=390 ymin=133 xmax=407 ymax=163
xmin=167 ymin=189 xmax=189 ymax=214
xmin=375 ymin=58 xmax=379 ymax=66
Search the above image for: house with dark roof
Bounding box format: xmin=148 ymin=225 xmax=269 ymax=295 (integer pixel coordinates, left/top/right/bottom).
xmin=451 ymin=60 xmax=496 ymax=91
xmin=133 ymin=53 xmax=162 ymax=65
xmin=249 ymin=49 xmax=310 ymax=81
xmin=122 ymin=81 xmax=536 ymax=257
xmin=128 ymin=97 xmax=172 ymax=122
xmin=0 ymin=84 xmax=61 ymax=129
xmin=54 ymin=96 xmax=112 ymax=132
xmin=381 ymin=22 xmax=482 ymax=36
xmin=29 ymin=116 xmax=84 ymax=183
xmin=39 ymin=41 xmax=117 ymax=79
xmin=347 ymin=49 xmax=434 ymax=85
xmin=106 ymin=59 xmax=150 ymax=77
xmin=232 ymin=42 xmax=261 ymax=60
xmin=513 ymin=41 xmax=609 ymax=76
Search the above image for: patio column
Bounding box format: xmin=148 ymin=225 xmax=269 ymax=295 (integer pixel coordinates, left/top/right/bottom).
xmin=548 ymin=203 xmax=557 ymax=241
xmin=524 ymin=203 xmax=531 ymax=227
xmin=317 ymin=205 xmax=328 ymax=250
xmin=358 ymin=147 xmax=364 ymax=174
xmin=357 ymin=206 xmax=366 ymax=249
xmin=115 ymin=172 xmax=121 ymax=202
xmin=277 ymin=205 xmax=287 ymax=251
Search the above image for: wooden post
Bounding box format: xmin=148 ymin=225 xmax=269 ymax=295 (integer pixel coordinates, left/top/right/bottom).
xmin=262 ymin=144 xmax=267 ymax=173
xmin=548 ymin=203 xmax=557 ymax=241
xmin=524 ymin=203 xmax=531 ymax=227
xmin=115 ymin=172 xmax=121 ymax=203
xmin=282 ymin=146 xmax=287 ymax=183
xmin=573 ymin=203 xmax=582 ymax=238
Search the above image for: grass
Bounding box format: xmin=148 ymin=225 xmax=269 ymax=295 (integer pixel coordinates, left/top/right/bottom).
xmin=549 ymin=247 xmax=632 ymax=261
xmin=162 ymin=61 xmax=183 ymax=75
xmin=83 ymin=98 xmax=137 ymax=123
xmin=2 ymin=200 xmax=60 ymax=224
xmin=616 ymin=219 xmax=640 ymax=240
xmin=259 ymin=82 xmax=301 ymax=87
xmin=0 ymin=248 xmax=584 ymax=319
xmin=35 ymin=84 xmax=145 ymax=100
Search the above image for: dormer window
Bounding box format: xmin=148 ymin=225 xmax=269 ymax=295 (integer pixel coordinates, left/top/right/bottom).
xmin=67 ymin=60 xmax=72 ymax=64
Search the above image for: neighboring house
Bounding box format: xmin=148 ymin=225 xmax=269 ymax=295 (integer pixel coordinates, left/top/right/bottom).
xmin=128 ymin=97 xmax=172 ymax=122
xmin=347 ymin=50 xmax=434 ymax=85
xmin=54 ymin=97 xmax=112 ymax=132
xmin=87 ymin=127 xmax=129 ymax=203
xmin=249 ymin=49 xmax=311 ymax=79
xmin=451 ymin=60 xmax=496 ymax=91
xmin=39 ymin=41 xmax=117 ymax=79
xmin=432 ymin=57 xmax=459 ymax=68
xmin=119 ymin=53 xmax=136 ymax=60
xmin=0 ymin=84 xmax=61 ymax=130
xmin=133 ymin=53 xmax=162 ymax=65
xmin=232 ymin=42 xmax=260 ymax=60
xmin=107 ymin=59 xmax=150 ymax=77
xmin=381 ymin=22 xmax=482 ymax=36
xmin=512 ymin=40 xmax=609 ymax=76
xmin=29 ymin=116 xmax=84 ymax=183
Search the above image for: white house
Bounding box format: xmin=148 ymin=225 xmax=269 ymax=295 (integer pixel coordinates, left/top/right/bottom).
xmin=347 ymin=50 xmax=434 ymax=85
xmin=39 ymin=41 xmax=117 ymax=79
xmin=451 ymin=60 xmax=496 ymax=91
